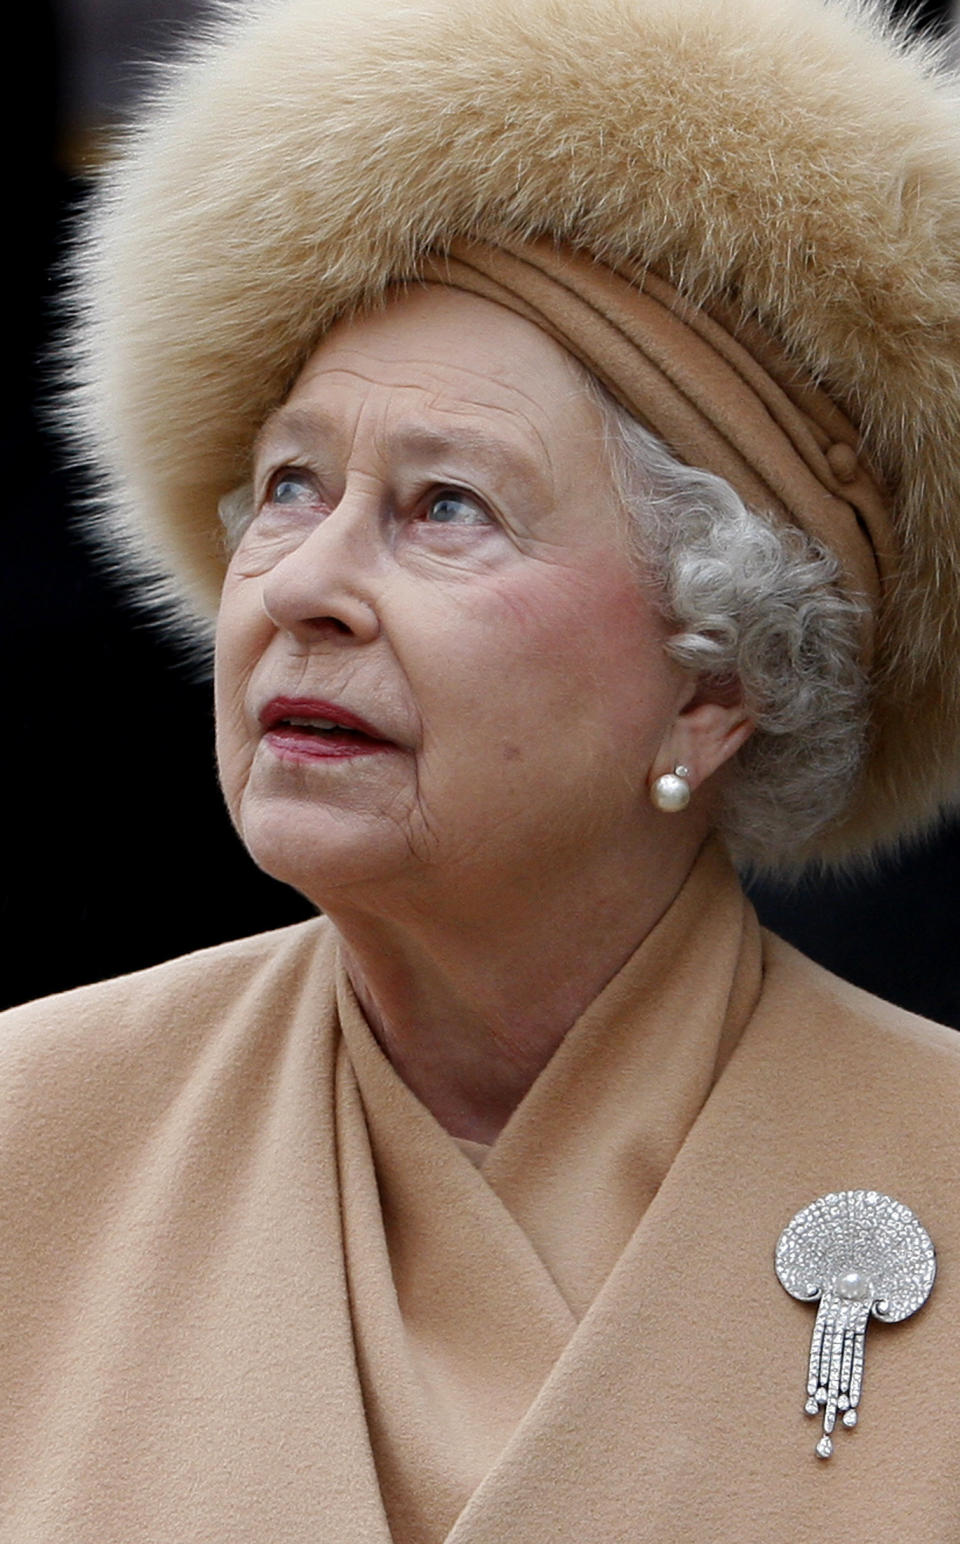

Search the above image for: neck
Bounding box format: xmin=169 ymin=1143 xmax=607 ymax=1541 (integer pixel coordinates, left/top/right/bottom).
xmin=325 ymin=833 xmax=707 ymax=1142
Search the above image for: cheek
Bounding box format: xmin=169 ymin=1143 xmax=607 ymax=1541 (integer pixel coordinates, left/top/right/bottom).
xmin=406 ymin=564 xmax=677 ymax=760
xmin=469 ymin=564 xmax=667 ymax=697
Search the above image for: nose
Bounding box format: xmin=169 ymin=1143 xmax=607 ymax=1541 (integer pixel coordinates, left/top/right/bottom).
xmin=260 ymin=493 xmax=381 ymax=645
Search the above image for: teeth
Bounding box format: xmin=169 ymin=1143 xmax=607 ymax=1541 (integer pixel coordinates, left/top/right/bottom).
xmin=285 ymin=717 xmax=340 ymax=730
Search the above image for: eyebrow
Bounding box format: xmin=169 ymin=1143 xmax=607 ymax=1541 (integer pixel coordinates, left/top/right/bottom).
xmin=254 ymin=405 xmax=552 ymax=499
xmin=253 ymin=405 xmax=338 ymax=465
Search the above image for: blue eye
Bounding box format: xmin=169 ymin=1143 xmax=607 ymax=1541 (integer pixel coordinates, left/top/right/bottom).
xmin=268 ymin=469 xmax=317 ymax=505
xmin=425 ymin=489 xmax=490 ymax=525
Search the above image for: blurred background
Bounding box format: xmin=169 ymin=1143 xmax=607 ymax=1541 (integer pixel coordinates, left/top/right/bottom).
xmin=7 ymin=0 xmax=960 ymax=1019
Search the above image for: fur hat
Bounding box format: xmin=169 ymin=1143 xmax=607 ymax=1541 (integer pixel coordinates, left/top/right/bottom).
xmin=68 ymin=0 xmax=960 ymax=862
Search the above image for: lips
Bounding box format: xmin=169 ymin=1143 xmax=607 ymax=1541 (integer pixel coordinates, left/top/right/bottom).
xmin=259 ymin=696 xmax=398 ymax=760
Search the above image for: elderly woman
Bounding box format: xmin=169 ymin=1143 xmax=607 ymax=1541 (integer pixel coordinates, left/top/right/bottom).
xmin=4 ymin=0 xmax=960 ymax=1538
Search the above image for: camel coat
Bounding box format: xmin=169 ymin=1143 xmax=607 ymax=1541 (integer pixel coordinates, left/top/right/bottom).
xmin=2 ymin=844 xmax=958 ymax=1542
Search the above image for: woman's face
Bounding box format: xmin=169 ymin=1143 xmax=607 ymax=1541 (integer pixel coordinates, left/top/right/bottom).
xmin=215 ymin=287 xmax=694 ymax=910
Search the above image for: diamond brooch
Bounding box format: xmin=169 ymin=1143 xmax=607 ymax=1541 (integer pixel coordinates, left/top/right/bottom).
xmin=775 ymin=1190 xmax=936 ymax=1459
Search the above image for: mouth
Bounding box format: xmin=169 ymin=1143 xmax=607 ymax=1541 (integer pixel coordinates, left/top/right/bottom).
xmin=259 ymin=696 xmax=398 ymax=761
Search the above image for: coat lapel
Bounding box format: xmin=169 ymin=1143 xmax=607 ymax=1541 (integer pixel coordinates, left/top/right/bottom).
xmin=335 ymin=963 xmax=577 ymax=1544
xmin=333 ymin=842 xmax=763 ymax=1542
xmin=446 ymin=935 xmax=960 ymax=1543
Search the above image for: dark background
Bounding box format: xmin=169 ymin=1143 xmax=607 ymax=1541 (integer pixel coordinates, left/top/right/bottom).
xmin=7 ymin=0 xmax=960 ymax=1022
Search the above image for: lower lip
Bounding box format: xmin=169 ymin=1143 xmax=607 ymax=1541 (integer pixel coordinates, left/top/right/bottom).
xmin=263 ymin=727 xmax=398 ymax=762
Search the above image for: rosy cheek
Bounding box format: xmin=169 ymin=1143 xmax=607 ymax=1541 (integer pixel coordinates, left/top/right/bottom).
xmin=441 ymin=563 xmax=677 ymax=753
xmin=478 ymin=563 xmax=656 ymax=658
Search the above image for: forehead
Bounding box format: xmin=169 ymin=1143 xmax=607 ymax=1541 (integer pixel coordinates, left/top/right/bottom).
xmin=270 ymin=285 xmax=601 ymax=457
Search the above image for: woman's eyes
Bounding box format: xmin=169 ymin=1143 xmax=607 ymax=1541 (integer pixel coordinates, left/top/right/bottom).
xmin=261 ymin=469 xmax=492 ymax=528
xmin=267 ymin=468 xmax=319 ymax=506
xmin=421 ymin=488 xmax=492 ymax=527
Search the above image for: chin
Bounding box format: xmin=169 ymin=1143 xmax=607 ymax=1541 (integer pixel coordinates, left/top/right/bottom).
xmin=237 ymin=793 xmax=414 ymax=906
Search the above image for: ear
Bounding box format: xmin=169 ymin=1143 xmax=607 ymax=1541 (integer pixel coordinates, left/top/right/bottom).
xmin=650 ymin=679 xmax=754 ymax=794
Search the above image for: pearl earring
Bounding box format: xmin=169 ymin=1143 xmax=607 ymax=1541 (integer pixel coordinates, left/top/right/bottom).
xmin=650 ymin=764 xmax=691 ymax=813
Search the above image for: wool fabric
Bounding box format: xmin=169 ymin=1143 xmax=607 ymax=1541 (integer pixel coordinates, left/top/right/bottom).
xmin=3 ymin=843 xmax=959 ymax=1542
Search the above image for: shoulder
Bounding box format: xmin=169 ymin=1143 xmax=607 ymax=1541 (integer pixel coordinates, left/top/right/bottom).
xmin=760 ymin=927 xmax=960 ymax=1093
xmin=736 ymin=933 xmax=960 ymax=1259
xmin=2 ymin=916 xmax=331 ymax=1028
xmin=0 ymin=918 xmax=342 ymax=1261
xmin=763 ymin=929 xmax=960 ymax=1049
xmin=0 ymin=918 xmax=336 ymax=1111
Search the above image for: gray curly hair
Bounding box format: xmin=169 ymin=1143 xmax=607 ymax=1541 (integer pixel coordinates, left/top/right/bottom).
xmin=588 ymin=381 xmax=870 ymax=870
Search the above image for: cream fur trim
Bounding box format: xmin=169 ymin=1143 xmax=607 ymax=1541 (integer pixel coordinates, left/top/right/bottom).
xmin=67 ymin=0 xmax=960 ymax=864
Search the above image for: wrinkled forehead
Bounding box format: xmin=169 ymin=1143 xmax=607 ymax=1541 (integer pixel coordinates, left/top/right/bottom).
xmin=257 ymin=284 xmax=608 ymax=482
xmin=301 ymin=283 xmax=587 ymax=393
